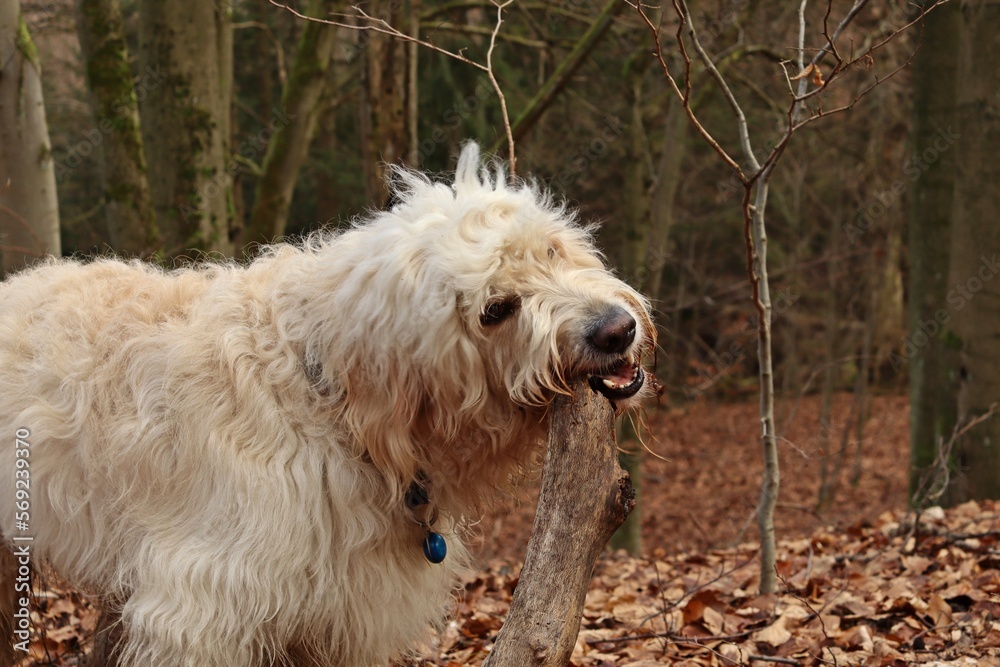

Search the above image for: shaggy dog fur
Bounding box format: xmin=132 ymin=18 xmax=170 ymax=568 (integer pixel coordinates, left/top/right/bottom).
xmin=0 ymin=144 xmax=654 ymax=666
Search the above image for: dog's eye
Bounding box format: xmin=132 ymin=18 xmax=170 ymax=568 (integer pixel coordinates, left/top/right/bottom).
xmin=480 ymin=297 xmax=520 ymax=327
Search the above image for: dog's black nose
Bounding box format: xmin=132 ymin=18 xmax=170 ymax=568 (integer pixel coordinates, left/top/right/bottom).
xmin=588 ymin=306 xmax=636 ymax=355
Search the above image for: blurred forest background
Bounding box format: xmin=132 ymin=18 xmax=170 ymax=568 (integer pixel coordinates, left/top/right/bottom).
xmin=2 ymin=0 xmax=998 ymax=549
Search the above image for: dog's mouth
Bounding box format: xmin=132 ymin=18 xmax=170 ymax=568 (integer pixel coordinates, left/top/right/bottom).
xmin=587 ymin=351 xmax=645 ymax=401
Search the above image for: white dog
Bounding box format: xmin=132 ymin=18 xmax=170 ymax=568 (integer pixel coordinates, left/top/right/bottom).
xmin=0 ymin=144 xmax=654 ymax=666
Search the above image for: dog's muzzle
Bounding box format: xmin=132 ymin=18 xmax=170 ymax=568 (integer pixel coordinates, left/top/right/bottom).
xmin=587 ymin=352 xmax=645 ymax=401
xmin=584 ymin=306 xmax=647 ymax=401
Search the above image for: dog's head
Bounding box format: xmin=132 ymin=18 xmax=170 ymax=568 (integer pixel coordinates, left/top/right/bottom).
xmin=286 ymin=143 xmax=655 ymax=492
xmin=445 ymin=146 xmax=656 ymax=412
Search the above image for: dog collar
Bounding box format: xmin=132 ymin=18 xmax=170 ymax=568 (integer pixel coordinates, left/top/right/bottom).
xmin=406 ymin=477 xmax=447 ymax=564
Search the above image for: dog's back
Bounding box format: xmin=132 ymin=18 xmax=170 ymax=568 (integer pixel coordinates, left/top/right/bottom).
xmin=0 ymin=260 xmax=211 ymax=584
xmin=0 ymin=258 xmax=464 ymax=666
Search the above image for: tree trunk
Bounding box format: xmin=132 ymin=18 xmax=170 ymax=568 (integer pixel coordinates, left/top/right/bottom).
xmin=138 ymin=0 xmax=234 ymax=258
xmin=360 ymin=0 xmax=414 ymax=207
xmin=748 ymin=181 xmax=779 ymax=595
xmin=605 ymin=64 xmax=649 ymax=555
xmin=74 ymin=0 xmax=159 ymax=258
xmin=943 ymin=0 xmax=1000 ymax=502
xmin=907 ymin=0 xmax=960 ymax=505
xmin=244 ymin=0 xmax=338 ymax=249
xmin=484 ymin=382 xmax=633 ymax=667
xmin=645 ymin=97 xmax=687 ymax=305
xmin=851 ymin=249 xmax=876 ymax=486
xmin=0 ymin=3 xmax=61 ymax=276
xmin=874 ymin=223 xmax=904 ymax=370
xmin=615 ymin=60 xmax=651 ymax=279
xmin=609 ymin=62 xmax=688 ymax=556
xmin=313 ymin=105 xmax=343 ymax=224
xmin=816 ymin=213 xmax=838 ymax=509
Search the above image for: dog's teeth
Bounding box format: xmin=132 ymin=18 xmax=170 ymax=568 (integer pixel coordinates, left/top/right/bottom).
xmin=603 ymin=378 xmax=620 ymax=389
xmin=627 ymin=352 xmax=636 ymax=365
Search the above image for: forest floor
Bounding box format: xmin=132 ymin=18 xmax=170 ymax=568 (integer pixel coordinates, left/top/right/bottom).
xmin=17 ymin=393 xmax=1000 ymax=666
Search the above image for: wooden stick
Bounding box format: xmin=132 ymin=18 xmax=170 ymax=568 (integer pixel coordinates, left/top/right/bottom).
xmin=483 ymin=382 xmax=633 ymax=667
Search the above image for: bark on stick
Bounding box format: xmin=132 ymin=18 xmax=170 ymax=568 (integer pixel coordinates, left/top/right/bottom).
xmin=484 ymin=382 xmax=634 ymax=667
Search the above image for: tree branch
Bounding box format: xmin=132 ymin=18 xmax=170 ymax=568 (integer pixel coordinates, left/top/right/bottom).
xmin=232 ymin=20 xmax=287 ymax=85
xmin=630 ymin=0 xmax=745 ymax=180
xmin=268 ymin=0 xmax=518 ymax=176
xmin=268 ymin=1 xmax=488 ymax=71
xmin=489 ymin=0 xmax=625 ymax=153
xmin=674 ymin=0 xmax=759 ymax=174
xmin=485 ymin=0 xmax=516 ymax=179
xmin=425 ymin=21 xmax=549 ymax=49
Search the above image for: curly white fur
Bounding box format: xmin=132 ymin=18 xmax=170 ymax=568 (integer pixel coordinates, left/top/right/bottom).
xmin=0 ymin=144 xmax=654 ymax=666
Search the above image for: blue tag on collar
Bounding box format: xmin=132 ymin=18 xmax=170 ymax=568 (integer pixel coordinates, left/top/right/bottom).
xmin=422 ymin=531 xmax=447 ymax=564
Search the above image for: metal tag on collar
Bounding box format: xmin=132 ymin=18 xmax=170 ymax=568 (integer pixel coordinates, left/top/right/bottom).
xmin=422 ymin=531 xmax=447 ymax=564
xmin=406 ymin=475 xmax=446 ymax=563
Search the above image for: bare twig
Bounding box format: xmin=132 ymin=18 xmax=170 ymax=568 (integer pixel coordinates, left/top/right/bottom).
xmin=787 ymin=47 xmax=919 ymax=134
xmin=797 ymin=1 xmax=808 ymax=73
xmin=269 ymin=0 xmax=487 ymax=71
xmin=647 ymin=562 xmax=677 ymax=654
xmin=675 ymin=0 xmax=758 ymax=173
xmin=0 ymin=205 xmax=46 ymax=254
xmin=767 ymin=1 xmax=950 ymax=173
xmin=629 ymin=0 xmax=744 ymax=179
xmin=268 ymin=0 xmax=517 ymax=173
xmin=592 ymin=628 xmax=756 ymax=645
xmin=812 ymin=0 xmax=869 ymax=71
xmin=0 ymin=244 xmax=44 ymax=257
xmin=592 ymin=555 xmax=756 ymax=645
xmin=912 ymin=402 xmax=1000 ymax=508
xmin=425 ymin=21 xmax=548 ymax=48
xmin=776 ymin=570 xmax=836 ymax=643
xmin=232 ymin=20 xmax=287 ymax=85
xmin=749 ymin=656 xmax=801 ymax=666
xmin=661 ymin=0 xmax=779 ymax=594
xmin=486 ymin=0 xmax=516 ymax=179
xmin=496 ymin=0 xmax=625 ymax=152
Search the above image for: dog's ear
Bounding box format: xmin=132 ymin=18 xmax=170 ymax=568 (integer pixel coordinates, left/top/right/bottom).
xmin=336 ymin=345 xmax=493 ymax=498
xmin=338 ymin=304 xmax=492 ymax=474
xmin=340 ymin=366 xmax=424 ymax=487
xmin=326 ymin=283 xmax=489 ymax=487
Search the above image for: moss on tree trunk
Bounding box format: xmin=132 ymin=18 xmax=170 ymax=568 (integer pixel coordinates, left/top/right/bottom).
xmin=0 ymin=5 xmax=61 ymax=276
xmin=138 ymin=0 xmax=234 ymax=258
xmin=74 ymin=0 xmax=159 ymax=258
